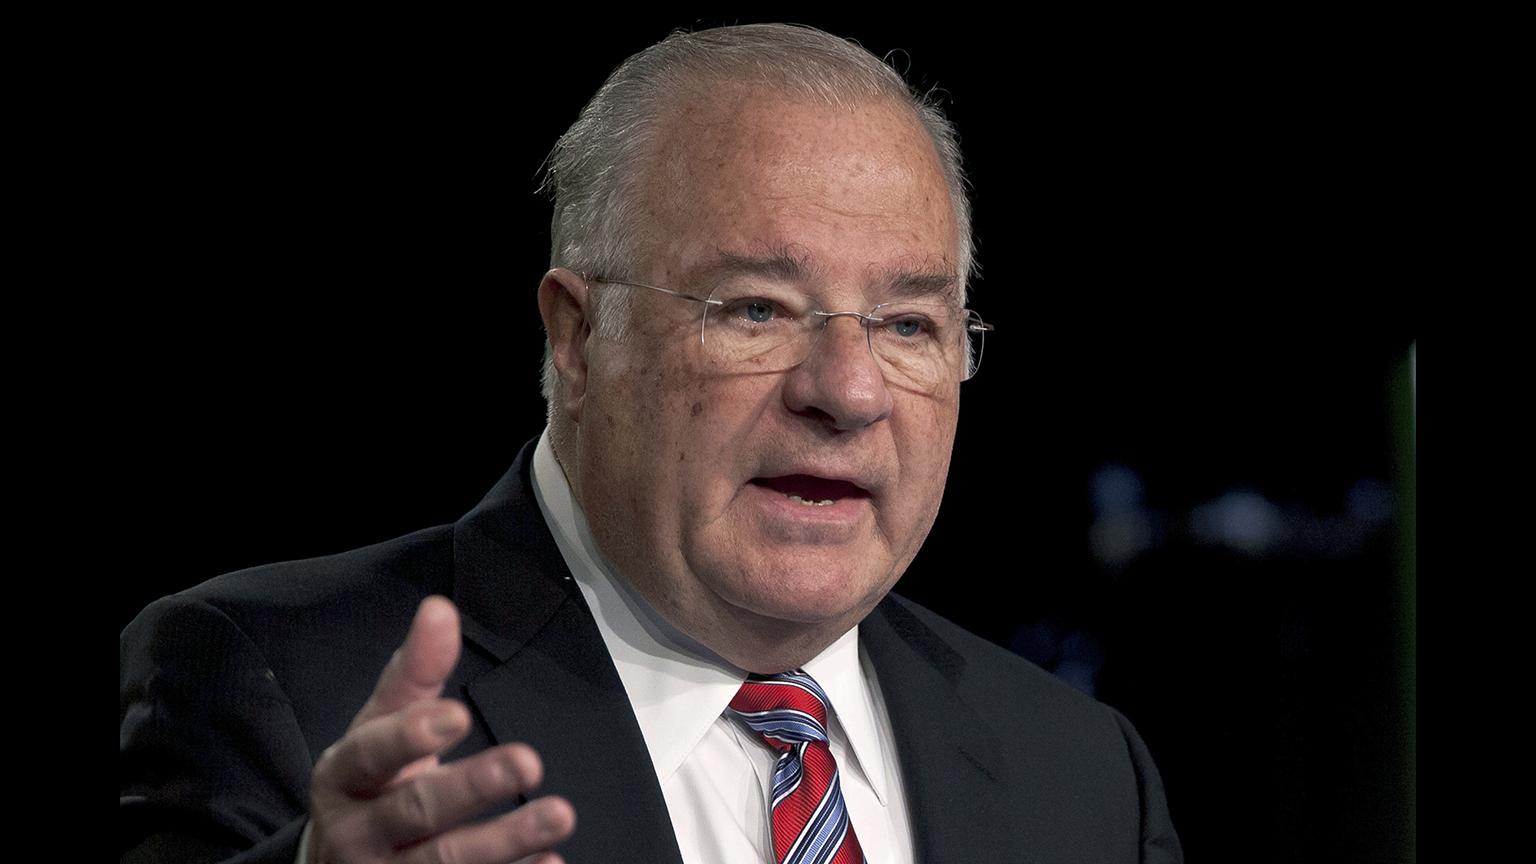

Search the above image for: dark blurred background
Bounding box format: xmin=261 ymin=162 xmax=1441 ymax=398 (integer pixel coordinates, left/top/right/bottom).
xmin=113 ymin=11 xmax=1416 ymax=863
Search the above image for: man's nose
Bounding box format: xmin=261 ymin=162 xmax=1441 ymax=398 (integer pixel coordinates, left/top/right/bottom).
xmin=781 ymin=315 xmax=894 ymax=432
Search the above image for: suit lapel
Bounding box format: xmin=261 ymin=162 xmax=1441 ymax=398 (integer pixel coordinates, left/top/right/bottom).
xmin=448 ymin=443 xmax=686 ymax=864
xmin=862 ymin=597 xmax=1012 ymax=864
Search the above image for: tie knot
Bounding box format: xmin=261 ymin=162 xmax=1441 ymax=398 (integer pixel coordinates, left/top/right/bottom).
xmin=727 ymin=670 xmax=832 ymax=748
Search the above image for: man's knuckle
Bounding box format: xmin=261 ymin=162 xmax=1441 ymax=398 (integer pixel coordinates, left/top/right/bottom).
xmin=349 ymin=737 xmax=387 ymax=782
xmin=395 ymin=779 xmax=437 ymax=833
xmin=427 ymin=834 xmax=462 ymax=864
xmin=464 ymin=751 xmax=508 ymax=800
xmin=399 ymin=707 xmax=437 ymax=756
xmin=316 ymin=737 xmax=364 ymax=791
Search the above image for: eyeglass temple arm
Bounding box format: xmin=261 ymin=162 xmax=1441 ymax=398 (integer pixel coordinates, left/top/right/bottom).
xmin=579 ymin=272 xmax=723 ymax=307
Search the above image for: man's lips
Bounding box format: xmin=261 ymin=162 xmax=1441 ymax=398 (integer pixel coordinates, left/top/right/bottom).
xmin=751 ymin=474 xmax=871 ymax=502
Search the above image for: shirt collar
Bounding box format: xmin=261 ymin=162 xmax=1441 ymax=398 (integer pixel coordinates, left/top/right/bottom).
xmin=529 ymin=429 xmax=891 ymax=803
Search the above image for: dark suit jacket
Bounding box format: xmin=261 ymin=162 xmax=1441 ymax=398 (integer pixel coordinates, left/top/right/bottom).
xmin=121 ymin=441 xmax=1182 ymax=863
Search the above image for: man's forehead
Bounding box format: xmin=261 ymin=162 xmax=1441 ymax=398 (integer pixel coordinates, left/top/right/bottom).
xmin=651 ymin=87 xmax=943 ymax=189
xmin=636 ymin=87 xmax=960 ymax=296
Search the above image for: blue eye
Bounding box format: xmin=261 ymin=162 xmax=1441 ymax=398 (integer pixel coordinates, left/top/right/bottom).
xmin=744 ymin=301 xmax=775 ymax=323
xmin=891 ymin=318 xmax=925 ymax=338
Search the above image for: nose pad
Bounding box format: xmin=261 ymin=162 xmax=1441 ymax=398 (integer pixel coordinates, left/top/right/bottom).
xmin=804 ymin=311 xmax=875 ymax=365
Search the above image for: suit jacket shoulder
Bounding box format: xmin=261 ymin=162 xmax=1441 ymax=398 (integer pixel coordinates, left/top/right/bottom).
xmin=120 ymin=524 xmax=459 ymax=863
xmin=863 ymin=592 xmax=1184 ymax=863
xmin=122 ymin=444 xmax=684 ymax=864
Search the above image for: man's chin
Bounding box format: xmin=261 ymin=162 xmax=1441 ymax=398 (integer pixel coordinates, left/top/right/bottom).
xmin=714 ymin=561 xmax=892 ymax=627
xmin=671 ymin=550 xmax=897 ymax=670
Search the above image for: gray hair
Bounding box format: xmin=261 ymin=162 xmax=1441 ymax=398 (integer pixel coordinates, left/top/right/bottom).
xmin=538 ymin=23 xmax=974 ymax=409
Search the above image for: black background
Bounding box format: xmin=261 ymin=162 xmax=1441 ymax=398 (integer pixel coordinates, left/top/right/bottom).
xmin=112 ymin=10 xmax=1417 ymax=863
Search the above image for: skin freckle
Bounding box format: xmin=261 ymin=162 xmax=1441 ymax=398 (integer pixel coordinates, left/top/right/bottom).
xmin=691 ymin=402 xmax=703 ymax=417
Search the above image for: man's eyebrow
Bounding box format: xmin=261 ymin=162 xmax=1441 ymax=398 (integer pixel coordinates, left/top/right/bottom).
xmin=881 ymin=269 xmax=960 ymax=302
xmin=690 ymin=250 xmax=956 ymax=300
xmin=687 ymin=248 xmax=822 ymax=285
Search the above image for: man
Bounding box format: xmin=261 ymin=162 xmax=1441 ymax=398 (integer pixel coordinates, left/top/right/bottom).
xmin=121 ymin=24 xmax=1182 ymax=864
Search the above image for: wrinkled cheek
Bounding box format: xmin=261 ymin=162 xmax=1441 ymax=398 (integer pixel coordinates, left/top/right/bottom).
xmin=902 ymin=401 xmax=960 ymax=526
xmin=601 ymin=355 xmax=704 ymax=478
xmin=911 ymin=389 xmax=960 ymax=450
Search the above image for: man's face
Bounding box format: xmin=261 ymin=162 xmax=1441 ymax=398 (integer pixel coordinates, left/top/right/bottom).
xmin=568 ymin=90 xmax=962 ymax=669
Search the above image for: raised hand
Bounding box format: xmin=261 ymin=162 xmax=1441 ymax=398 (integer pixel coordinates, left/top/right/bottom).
xmin=307 ymin=596 xmax=576 ymax=863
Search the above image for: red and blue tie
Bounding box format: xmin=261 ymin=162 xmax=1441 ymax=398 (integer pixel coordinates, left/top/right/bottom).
xmin=728 ymin=670 xmax=867 ymax=864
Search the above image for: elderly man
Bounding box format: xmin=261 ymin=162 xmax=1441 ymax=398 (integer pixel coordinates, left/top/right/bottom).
xmin=121 ymin=24 xmax=1182 ymax=864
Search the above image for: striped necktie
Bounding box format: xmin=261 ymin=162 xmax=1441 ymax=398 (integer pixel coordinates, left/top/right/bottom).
xmin=728 ymin=670 xmax=867 ymax=864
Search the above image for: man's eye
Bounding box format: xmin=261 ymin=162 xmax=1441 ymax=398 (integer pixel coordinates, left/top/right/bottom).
xmin=890 ymin=317 xmax=928 ymax=338
xmin=742 ymin=301 xmax=776 ymax=323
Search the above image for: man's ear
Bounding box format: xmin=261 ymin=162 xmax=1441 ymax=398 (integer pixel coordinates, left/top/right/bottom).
xmin=538 ymin=268 xmax=593 ymax=425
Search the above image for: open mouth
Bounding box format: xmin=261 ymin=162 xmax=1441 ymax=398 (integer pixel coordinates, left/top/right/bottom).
xmin=751 ymin=474 xmax=871 ymax=507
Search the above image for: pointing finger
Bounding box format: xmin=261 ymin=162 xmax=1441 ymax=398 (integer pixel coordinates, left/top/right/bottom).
xmin=351 ymin=596 xmax=461 ymax=730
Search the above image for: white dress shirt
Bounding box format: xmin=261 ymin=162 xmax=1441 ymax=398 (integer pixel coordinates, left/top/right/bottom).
xmin=531 ymin=430 xmax=916 ymax=864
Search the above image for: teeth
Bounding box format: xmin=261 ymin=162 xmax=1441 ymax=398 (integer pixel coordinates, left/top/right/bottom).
xmin=786 ymin=494 xmax=836 ymax=507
